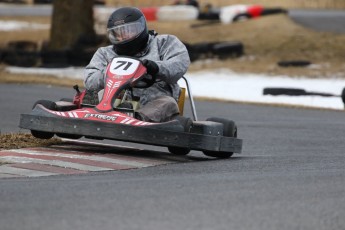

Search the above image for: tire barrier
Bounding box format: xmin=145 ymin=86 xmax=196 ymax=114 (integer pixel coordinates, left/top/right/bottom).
xmin=185 ymin=41 xmax=244 ymax=62
xmin=263 ymin=87 xmax=345 ymax=108
xmin=220 ymin=5 xmax=287 ymax=24
xmin=1 ymin=41 xmax=40 ymax=67
xmin=342 ymin=88 xmax=345 ymax=105
xmin=263 ymin=88 xmax=309 ymax=96
xmin=141 ymin=7 xmax=158 ymax=21
xmin=212 ymin=41 xmax=244 ymax=59
xmin=263 ymin=87 xmax=342 ymax=97
xmin=156 ymin=5 xmax=199 ymax=21
xmin=41 ymin=48 xmax=96 ymax=67
xmin=40 ymin=50 xmax=70 ymax=67
xmin=198 ymin=9 xmax=220 ymax=20
xmin=0 ymin=39 xmax=103 ymax=67
xmin=277 ymin=60 xmax=312 ymax=67
xmin=1 ymin=39 xmax=243 ymax=66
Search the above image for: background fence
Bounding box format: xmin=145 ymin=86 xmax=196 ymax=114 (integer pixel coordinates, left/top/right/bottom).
xmin=104 ymin=0 xmax=345 ymax=9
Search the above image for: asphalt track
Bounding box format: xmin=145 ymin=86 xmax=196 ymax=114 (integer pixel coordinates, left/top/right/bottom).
xmin=0 ymin=84 xmax=345 ymax=230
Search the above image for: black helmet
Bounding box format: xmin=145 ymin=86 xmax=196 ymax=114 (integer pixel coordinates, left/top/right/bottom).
xmin=107 ymin=7 xmax=149 ymax=56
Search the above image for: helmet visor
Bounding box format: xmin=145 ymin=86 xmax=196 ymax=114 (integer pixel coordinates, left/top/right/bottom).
xmin=107 ymin=16 xmax=146 ymax=44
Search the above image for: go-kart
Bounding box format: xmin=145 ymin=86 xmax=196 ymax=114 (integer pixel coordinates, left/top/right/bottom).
xmin=19 ymin=57 xmax=242 ymax=158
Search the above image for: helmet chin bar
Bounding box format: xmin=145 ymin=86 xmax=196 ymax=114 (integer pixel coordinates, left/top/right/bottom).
xmin=112 ymin=31 xmax=149 ymax=56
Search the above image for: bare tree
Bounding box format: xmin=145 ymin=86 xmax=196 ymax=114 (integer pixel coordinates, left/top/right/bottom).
xmin=49 ymin=0 xmax=96 ymax=50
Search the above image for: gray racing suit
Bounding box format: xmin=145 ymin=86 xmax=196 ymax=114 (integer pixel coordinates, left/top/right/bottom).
xmin=84 ymin=31 xmax=190 ymax=122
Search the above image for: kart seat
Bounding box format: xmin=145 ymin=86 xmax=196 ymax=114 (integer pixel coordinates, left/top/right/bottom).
xmin=178 ymin=87 xmax=186 ymax=115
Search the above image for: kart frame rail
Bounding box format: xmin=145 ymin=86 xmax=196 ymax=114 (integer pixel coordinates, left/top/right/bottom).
xmin=19 ymin=114 xmax=242 ymax=153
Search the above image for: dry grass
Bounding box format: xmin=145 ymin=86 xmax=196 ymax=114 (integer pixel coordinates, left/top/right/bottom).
xmin=149 ymin=14 xmax=345 ymax=78
xmin=0 ymin=133 xmax=62 ymax=151
xmin=1 ymin=13 xmax=345 ymax=81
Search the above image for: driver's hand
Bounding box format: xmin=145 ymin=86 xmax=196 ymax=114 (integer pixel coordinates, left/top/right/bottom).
xmin=142 ymin=59 xmax=159 ymax=76
xmin=133 ymin=73 xmax=155 ymax=88
xmin=140 ymin=73 xmax=154 ymax=84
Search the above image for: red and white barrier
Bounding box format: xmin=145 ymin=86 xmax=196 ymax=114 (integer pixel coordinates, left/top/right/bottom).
xmin=220 ymin=4 xmax=264 ymax=24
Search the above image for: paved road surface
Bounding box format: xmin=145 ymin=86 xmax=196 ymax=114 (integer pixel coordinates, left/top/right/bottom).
xmin=0 ymin=84 xmax=345 ymax=230
xmin=0 ymin=84 xmax=75 ymax=134
xmin=288 ymin=9 xmax=345 ymax=34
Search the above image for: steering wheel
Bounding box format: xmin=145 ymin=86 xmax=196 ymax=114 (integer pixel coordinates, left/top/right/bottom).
xmin=133 ymin=73 xmax=157 ymax=88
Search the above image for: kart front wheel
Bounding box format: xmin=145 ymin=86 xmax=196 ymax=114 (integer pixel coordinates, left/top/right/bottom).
xmin=31 ymin=130 xmax=54 ymax=139
xmin=56 ymin=133 xmax=82 ymax=139
xmin=167 ymin=116 xmax=193 ymax=155
xmin=168 ymin=147 xmax=190 ymax=155
xmin=202 ymin=151 xmax=233 ymax=159
xmin=30 ymin=100 xmax=57 ymax=139
xmin=203 ymin=117 xmax=237 ymax=158
xmin=32 ymin=100 xmax=57 ymax=110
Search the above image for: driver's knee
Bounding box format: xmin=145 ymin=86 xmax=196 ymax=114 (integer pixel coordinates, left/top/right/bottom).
xmin=136 ymin=96 xmax=179 ymax=122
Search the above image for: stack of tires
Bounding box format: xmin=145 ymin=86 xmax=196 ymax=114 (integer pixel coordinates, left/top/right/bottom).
xmin=0 ymin=39 xmax=104 ymax=67
xmin=185 ymin=41 xmax=244 ymax=62
xmin=1 ymin=41 xmax=40 ymax=67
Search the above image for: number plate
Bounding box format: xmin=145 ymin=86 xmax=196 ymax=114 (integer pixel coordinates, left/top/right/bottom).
xmin=109 ymin=57 xmax=140 ymax=75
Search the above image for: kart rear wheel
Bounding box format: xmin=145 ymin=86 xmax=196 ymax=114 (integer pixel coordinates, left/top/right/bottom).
xmin=167 ymin=116 xmax=193 ymax=155
xmin=203 ymin=117 xmax=237 ymax=158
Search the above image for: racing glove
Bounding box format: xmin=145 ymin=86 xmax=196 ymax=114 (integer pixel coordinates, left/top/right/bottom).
xmin=142 ymin=59 xmax=159 ymax=76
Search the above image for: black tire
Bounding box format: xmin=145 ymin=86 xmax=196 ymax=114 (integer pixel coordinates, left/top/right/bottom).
xmin=167 ymin=116 xmax=193 ymax=155
xmin=40 ymin=50 xmax=69 ymax=68
xmin=263 ymin=88 xmax=307 ymax=96
xmin=341 ymin=88 xmax=345 ymax=105
xmin=0 ymin=49 xmax=5 ymax=63
xmin=277 ymin=60 xmax=311 ymax=67
xmin=32 ymin=100 xmax=57 ymax=110
xmin=211 ymin=41 xmax=244 ymax=59
xmin=206 ymin=117 xmax=237 ymax=137
xmin=3 ymin=41 xmax=39 ymax=67
xmin=59 ymin=98 xmax=74 ymax=103
xmin=31 ymin=130 xmax=54 ymax=139
xmin=168 ymin=146 xmax=190 ymax=155
xmin=31 ymin=100 xmax=57 ymax=139
xmin=233 ymin=13 xmax=251 ymax=22
xmin=56 ymin=133 xmax=82 ymax=139
xmin=203 ymin=117 xmax=237 ymax=158
xmin=2 ymin=50 xmax=39 ymax=67
xmin=175 ymin=116 xmax=193 ymax=132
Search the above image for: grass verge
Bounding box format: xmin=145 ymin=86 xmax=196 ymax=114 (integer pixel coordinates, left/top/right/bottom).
xmin=0 ymin=133 xmax=62 ymax=151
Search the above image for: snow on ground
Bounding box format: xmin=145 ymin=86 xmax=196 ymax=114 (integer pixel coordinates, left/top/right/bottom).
xmin=0 ymin=20 xmax=49 ymax=31
xmin=6 ymin=66 xmax=345 ymax=110
xmin=2 ymin=19 xmax=344 ymax=111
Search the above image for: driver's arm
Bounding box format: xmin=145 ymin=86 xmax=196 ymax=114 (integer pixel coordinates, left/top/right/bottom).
xmin=84 ymin=47 xmax=110 ymax=91
xmin=154 ymin=35 xmax=190 ymax=84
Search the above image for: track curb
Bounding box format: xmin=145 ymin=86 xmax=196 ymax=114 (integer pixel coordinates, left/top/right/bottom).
xmin=0 ymin=140 xmax=191 ymax=178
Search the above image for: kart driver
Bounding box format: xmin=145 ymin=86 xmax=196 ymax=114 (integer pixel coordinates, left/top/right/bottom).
xmin=84 ymin=7 xmax=190 ymax=122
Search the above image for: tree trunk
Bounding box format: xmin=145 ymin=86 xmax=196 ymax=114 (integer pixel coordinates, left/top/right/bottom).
xmin=49 ymin=0 xmax=96 ymax=50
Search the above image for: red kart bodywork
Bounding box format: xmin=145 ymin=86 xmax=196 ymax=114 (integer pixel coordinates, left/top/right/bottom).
xmin=19 ymin=57 xmax=243 ymax=157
